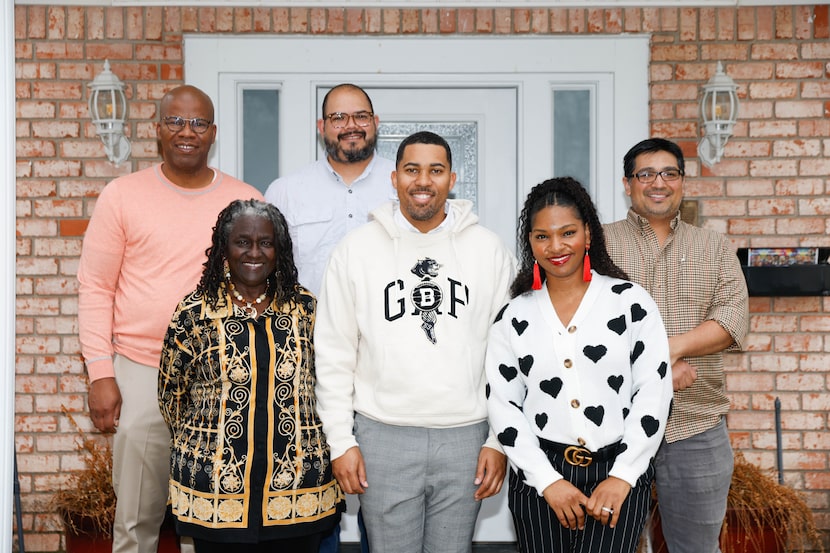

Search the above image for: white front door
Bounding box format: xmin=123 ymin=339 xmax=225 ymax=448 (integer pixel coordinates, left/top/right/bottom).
xmin=185 ymin=35 xmax=649 ymax=543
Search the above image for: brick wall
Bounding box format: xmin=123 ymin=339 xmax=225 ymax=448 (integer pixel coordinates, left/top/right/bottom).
xmin=14 ymin=4 xmax=830 ymax=551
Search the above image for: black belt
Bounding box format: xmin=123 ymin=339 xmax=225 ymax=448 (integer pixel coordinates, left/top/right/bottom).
xmin=538 ymin=438 xmax=622 ymax=467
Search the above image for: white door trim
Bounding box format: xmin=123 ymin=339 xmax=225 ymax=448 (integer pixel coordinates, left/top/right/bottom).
xmin=2 ymin=0 xmax=17 ymax=548
xmin=185 ymin=35 xmax=648 ymax=225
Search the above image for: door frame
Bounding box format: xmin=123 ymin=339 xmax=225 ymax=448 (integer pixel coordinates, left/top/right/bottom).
xmin=185 ymin=35 xmax=649 ymax=226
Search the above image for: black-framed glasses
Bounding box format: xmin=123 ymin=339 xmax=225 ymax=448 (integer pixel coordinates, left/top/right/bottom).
xmin=162 ymin=116 xmax=213 ymax=134
xmin=324 ymin=111 xmax=374 ymax=129
xmin=633 ymin=169 xmax=683 ymax=184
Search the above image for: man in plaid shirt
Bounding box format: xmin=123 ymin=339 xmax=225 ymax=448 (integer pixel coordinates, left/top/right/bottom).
xmin=604 ymin=137 xmax=748 ymax=553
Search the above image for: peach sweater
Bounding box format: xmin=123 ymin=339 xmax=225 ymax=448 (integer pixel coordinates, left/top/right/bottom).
xmin=78 ymin=164 xmax=263 ymax=382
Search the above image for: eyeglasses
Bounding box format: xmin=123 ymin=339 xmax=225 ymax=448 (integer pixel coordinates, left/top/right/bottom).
xmin=632 ymin=169 xmax=683 ymax=184
xmin=324 ymin=111 xmax=374 ymax=129
xmin=162 ymin=116 xmax=213 ymax=134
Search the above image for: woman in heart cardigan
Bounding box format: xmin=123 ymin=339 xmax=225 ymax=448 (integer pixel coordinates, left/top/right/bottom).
xmin=485 ymin=177 xmax=673 ymax=553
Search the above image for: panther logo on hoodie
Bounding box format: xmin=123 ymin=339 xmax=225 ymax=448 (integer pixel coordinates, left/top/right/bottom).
xmin=410 ymin=258 xmax=443 ymax=344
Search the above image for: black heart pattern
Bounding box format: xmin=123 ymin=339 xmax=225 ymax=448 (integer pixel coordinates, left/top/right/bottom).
xmin=583 ymin=344 xmax=608 ymax=363
xmin=617 ymin=442 xmax=629 ymax=455
xmin=499 ymin=364 xmax=518 ymax=382
xmin=630 ymin=341 xmax=645 ymax=364
xmin=611 ymin=282 xmax=633 ymax=294
xmin=535 ymin=413 xmax=548 ymax=430
xmin=607 ymin=315 xmax=626 ymax=335
xmin=519 ymin=355 xmax=534 ymax=376
xmin=584 ymin=405 xmax=605 ymax=426
xmin=512 ymin=318 xmax=529 ymax=336
xmin=622 ymin=407 xmax=630 ymax=419
xmin=485 ymin=383 xmax=490 ymax=398
xmin=641 ymin=415 xmax=660 ymax=437
xmin=540 ymin=377 xmax=563 ymax=398
xmin=631 ymin=303 xmax=647 ymax=322
xmin=607 ymin=375 xmax=624 ymax=393
xmin=658 ymin=361 xmax=668 ymax=379
xmin=498 ymin=427 xmax=518 ymax=447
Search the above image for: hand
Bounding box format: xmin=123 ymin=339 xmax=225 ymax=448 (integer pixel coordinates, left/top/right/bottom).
xmin=473 ymin=447 xmax=506 ymax=500
xmin=88 ymin=377 xmax=122 ymax=433
xmin=542 ymin=480 xmax=589 ymax=530
xmin=584 ymin=476 xmax=631 ymax=528
xmin=671 ymin=359 xmax=697 ymax=391
xmin=332 ymin=446 xmax=369 ymax=494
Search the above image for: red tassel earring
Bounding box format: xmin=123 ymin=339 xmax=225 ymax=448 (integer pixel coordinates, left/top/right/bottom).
xmin=583 ymin=246 xmax=592 ymax=282
xmin=532 ymin=261 xmax=543 ymax=290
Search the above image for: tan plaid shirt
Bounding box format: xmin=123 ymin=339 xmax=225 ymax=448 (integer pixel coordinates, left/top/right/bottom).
xmin=604 ymin=209 xmax=749 ymax=443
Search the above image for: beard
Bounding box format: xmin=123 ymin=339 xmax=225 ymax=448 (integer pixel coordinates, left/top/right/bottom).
xmin=324 ymin=131 xmax=377 ymax=163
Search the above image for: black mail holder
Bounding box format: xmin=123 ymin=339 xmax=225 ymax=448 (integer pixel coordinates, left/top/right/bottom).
xmin=737 ymin=247 xmax=830 ymax=297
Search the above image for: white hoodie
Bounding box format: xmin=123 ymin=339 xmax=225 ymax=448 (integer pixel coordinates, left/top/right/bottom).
xmin=315 ymin=199 xmax=515 ymax=459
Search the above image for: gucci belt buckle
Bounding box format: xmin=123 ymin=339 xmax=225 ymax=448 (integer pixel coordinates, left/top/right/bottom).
xmin=564 ymin=446 xmax=593 ymax=467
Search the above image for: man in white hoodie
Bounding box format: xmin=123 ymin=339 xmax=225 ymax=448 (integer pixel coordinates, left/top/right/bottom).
xmin=315 ymin=131 xmax=514 ymax=553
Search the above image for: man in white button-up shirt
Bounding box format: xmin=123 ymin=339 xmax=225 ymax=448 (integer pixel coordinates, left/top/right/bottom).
xmin=265 ymin=83 xmax=393 ymax=553
xmin=266 ymin=83 xmax=395 ymax=297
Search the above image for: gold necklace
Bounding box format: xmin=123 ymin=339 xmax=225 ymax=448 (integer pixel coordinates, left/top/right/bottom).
xmin=228 ymin=282 xmax=267 ymax=318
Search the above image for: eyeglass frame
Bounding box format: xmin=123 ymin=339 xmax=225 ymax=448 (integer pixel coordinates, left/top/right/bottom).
xmin=630 ymin=169 xmax=684 ymax=184
xmin=161 ymin=116 xmax=214 ymax=134
xmin=323 ymin=111 xmax=375 ymax=129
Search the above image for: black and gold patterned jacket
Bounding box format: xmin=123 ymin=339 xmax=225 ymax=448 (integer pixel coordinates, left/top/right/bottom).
xmin=159 ymin=286 xmax=342 ymax=542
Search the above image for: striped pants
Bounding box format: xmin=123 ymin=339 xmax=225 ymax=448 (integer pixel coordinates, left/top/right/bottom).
xmin=508 ymin=449 xmax=654 ymax=553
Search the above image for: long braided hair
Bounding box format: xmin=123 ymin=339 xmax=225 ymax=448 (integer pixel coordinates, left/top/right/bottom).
xmin=511 ymin=177 xmax=627 ymax=298
xmin=198 ymin=199 xmax=301 ymax=309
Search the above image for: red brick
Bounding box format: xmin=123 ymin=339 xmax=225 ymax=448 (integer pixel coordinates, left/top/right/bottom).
xmin=34 ymin=42 xmax=85 ymax=60
xmin=36 ymin=355 xmax=84 ymax=375
xmin=347 ymin=8 xmax=366 ymax=33
xmin=748 ymin=82 xmax=797 ymax=100
xmin=17 ymin=258 xmax=59 ymax=276
xmin=729 ymin=62 xmax=774 ymax=81
xmin=801 ymin=158 xmax=830 ymax=178
xmin=216 ymin=7 xmax=234 ymax=33
xmin=776 ymin=62 xmax=825 ymax=80
xmin=748 ymin=120 xmax=797 ymax=138
xmin=290 ymin=8 xmax=308 ymax=33
xmin=422 ymin=8 xmax=439 ymax=33
xmin=34 ymin=277 xmax=79 ymax=296
xmin=748 ymin=159 xmax=798 ymax=177
xmin=727 ymin=372 xmax=775 ymax=391
xmin=365 ymin=8 xmax=382 ymax=33
xmin=772 ymin=139 xmax=821 ymax=158
xmin=746 ymin=198 xmax=795 ymax=216
xmin=493 ymin=8 xmax=513 ymax=35
xmin=16 ymin=376 xmax=58 ymax=395
xmin=802 ymin=315 xmax=830 ymax=333
xmin=776 ymin=178 xmax=823 ymax=196
xmin=58 ymin=219 xmax=89 ymax=237
xmin=145 ymin=6 xmax=163 ymax=39
xmin=17 ymin=101 xmax=57 ymax=119
xmin=16 ymin=333 xmax=61 ymax=354
xmin=776 ymin=217 xmax=826 ymax=235
xmin=530 ymin=9 xmax=548 ymax=34
xmin=514 ymin=8 xmax=531 ymax=33
xmin=309 ymin=8 xmax=327 ymax=34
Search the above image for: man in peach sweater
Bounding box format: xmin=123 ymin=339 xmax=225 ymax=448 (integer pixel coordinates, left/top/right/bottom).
xmin=77 ymin=85 xmax=262 ymax=553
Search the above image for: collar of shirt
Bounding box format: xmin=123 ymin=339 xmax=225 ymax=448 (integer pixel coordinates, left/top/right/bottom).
xmin=393 ymin=203 xmax=454 ymax=234
xmin=628 ymin=208 xmax=681 ymax=234
xmin=324 ymin=153 xmax=379 ymax=185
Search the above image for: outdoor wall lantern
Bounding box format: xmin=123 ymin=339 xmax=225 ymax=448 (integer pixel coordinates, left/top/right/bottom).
xmin=697 ymin=61 xmax=739 ymax=168
xmin=88 ymin=59 xmax=131 ymax=165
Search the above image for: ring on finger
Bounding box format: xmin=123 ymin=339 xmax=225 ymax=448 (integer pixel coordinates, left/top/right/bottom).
xmin=601 ymin=506 xmax=614 ymax=514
